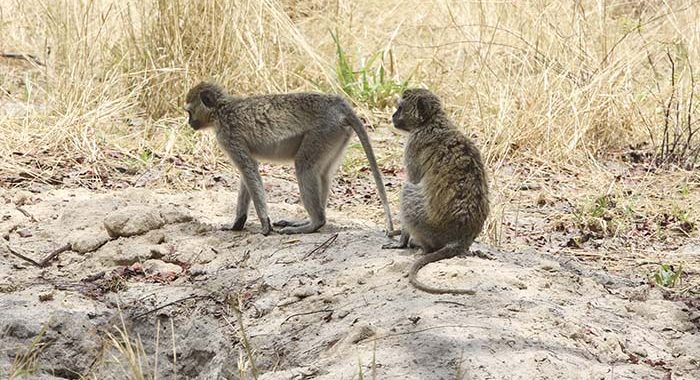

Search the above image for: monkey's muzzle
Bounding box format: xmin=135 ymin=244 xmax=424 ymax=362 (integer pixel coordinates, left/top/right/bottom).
xmin=188 ymin=119 xmax=202 ymax=130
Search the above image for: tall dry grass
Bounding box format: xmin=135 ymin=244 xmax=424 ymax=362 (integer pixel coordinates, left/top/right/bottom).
xmin=0 ymin=0 xmax=698 ymax=243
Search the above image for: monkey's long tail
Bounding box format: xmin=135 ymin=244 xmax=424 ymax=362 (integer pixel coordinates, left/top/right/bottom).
xmin=347 ymin=113 xmax=395 ymax=234
xmin=409 ymin=244 xmax=477 ymax=295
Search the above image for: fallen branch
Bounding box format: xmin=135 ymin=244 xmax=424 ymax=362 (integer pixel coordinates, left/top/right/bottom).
xmin=366 ymin=324 xmax=489 ymax=343
xmin=15 ymin=207 xmax=37 ymax=222
xmin=302 ymin=233 xmax=338 ymax=260
xmin=1 ymin=52 xmax=45 ymax=66
xmin=282 ymin=308 xmax=334 ymax=324
xmin=133 ymin=294 xmax=209 ymax=319
xmin=5 ymin=243 xmax=72 ymax=268
xmin=6 ymin=244 xmax=42 ymax=267
xmin=434 ymin=300 xmax=467 ymax=307
xmin=39 ymin=243 xmax=71 ymax=267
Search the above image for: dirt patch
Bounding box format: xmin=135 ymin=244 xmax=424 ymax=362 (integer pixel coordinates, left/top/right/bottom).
xmin=1 ymin=186 xmax=699 ymax=379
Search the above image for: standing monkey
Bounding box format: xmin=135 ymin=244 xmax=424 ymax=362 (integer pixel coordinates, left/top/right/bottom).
xmin=384 ymin=88 xmax=489 ymax=295
xmin=184 ymin=81 xmax=393 ymax=235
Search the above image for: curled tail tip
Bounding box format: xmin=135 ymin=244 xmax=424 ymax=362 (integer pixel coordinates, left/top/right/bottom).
xmin=408 ymin=250 xmax=477 ymax=295
xmin=409 ymin=275 xmax=477 ymax=295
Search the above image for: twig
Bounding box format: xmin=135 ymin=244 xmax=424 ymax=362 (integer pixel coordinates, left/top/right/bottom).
xmin=661 ymin=49 xmax=676 ymax=165
xmin=282 ymin=308 xmax=333 ymax=324
xmin=366 ymin=324 xmax=489 ymax=343
xmin=15 ymin=207 xmax=37 ymax=222
xmin=434 ymin=300 xmax=467 ymax=307
xmin=0 ymin=52 xmax=45 ymax=66
xmin=39 ymin=243 xmax=71 ymax=267
xmin=6 ymin=244 xmax=42 ymax=267
xmin=302 ymin=233 xmax=338 ymax=260
xmin=133 ymin=294 xmax=208 ymax=319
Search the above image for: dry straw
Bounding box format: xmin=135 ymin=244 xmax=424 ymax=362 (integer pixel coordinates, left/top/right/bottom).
xmin=1 ymin=1 xmax=698 ymax=242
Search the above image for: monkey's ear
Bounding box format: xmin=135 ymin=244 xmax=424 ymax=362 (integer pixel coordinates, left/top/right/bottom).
xmin=200 ymin=89 xmax=219 ymax=108
xmin=416 ymin=97 xmax=434 ymax=121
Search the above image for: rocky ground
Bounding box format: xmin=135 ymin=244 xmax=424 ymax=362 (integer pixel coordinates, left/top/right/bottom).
xmin=1 ymin=183 xmax=699 ymax=380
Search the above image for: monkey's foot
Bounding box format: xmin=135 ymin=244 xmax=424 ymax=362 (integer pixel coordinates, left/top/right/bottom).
xmin=277 ymin=221 xmax=324 ymax=234
xmin=381 ymin=242 xmax=407 ymax=249
xmin=260 ymin=218 xmax=273 ymax=236
xmin=221 ymin=215 xmax=247 ymax=231
xmin=273 ymin=219 xmax=310 ymax=228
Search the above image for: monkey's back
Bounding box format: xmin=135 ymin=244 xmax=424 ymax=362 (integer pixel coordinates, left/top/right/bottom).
xmin=407 ymin=123 xmax=489 ymax=239
xmin=223 ymin=93 xmax=348 ymax=128
xmin=214 ymin=92 xmax=355 ymax=155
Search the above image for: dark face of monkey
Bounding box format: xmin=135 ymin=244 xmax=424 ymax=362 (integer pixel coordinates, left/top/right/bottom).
xmin=184 ymin=82 xmax=223 ymax=130
xmin=392 ymin=88 xmax=442 ymax=132
xmin=391 ymin=100 xmax=414 ymax=132
xmin=184 ymin=101 xmax=214 ymax=130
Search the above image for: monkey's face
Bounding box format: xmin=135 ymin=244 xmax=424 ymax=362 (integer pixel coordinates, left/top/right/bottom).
xmin=392 ymin=89 xmax=442 ymax=132
xmin=391 ymin=98 xmax=420 ymax=132
xmin=184 ymin=100 xmax=215 ymax=130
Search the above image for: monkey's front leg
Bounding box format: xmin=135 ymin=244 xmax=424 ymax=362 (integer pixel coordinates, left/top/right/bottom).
xmin=222 ymin=178 xmax=250 ymax=231
xmin=233 ymin=153 xmax=273 ymax=236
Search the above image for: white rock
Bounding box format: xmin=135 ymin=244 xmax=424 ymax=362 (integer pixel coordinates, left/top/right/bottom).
xmin=143 ymin=259 xmax=182 ymax=276
xmin=103 ymin=206 xmax=165 ymax=238
xmin=69 ymin=228 xmax=112 ymax=254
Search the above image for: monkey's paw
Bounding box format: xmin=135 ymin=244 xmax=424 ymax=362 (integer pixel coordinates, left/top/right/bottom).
xmin=260 ymin=217 xmax=273 ymax=236
xmin=273 ymin=219 xmax=310 ymax=228
xmin=222 ymin=215 xmax=247 ymax=231
xmin=381 ymin=242 xmax=407 ymax=250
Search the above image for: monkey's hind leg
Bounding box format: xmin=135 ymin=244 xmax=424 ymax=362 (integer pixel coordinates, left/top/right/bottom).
xmin=275 ymin=127 xmax=350 ymax=233
xmin=277 ymin=134 xmax=335 ymax=234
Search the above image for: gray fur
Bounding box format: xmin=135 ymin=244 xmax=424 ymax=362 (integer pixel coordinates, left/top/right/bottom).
xmin=383 ymin=88 xmax=489 ymax=294
xmin=185 ymin=81 xmax=394 ymax=235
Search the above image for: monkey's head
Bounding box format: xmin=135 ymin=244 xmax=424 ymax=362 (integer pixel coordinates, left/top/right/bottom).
xmin=392 ymin=88 xmax=443 ymax=132
xmin=185 ymin=81 xmax=226 ymax=130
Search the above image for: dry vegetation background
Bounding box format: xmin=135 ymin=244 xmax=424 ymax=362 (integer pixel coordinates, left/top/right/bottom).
xmin=1 ymin=0 xmax=699 ymax=288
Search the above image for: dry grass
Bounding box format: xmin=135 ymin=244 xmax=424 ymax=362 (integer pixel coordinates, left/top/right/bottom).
xmin=1 ymin=0 xmax=699 ymax=248
xmin=6 ymin=324 xmax=48 ymax=379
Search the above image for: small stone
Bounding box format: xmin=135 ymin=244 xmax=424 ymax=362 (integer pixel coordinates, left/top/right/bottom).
xmin=292 ymin=286 xmax=317 ymax=299
xmin=142 ymin=259 xmax=182 ymax=276
xmin=70 ymin=228 xmax=112 ymax=254
xmin=145 ymin=230 xmax=166 ymax=244
xmin=538 ymin=261 xmax=560 ymax=272
xmin=12 ymin=190 xmax=33 ymax=206
xmin=508 ymin=279 xmax=527 ymax=290
xmin=344 ymin=324 xmax=375 ymax=344
xmin=16 ymin=229 xmax=32 ymax=238
xmin=160 ymin=207 xmax=193 ymax=224
xmin=189 ymin=264 xmax=207 ymax=276
xmin=130 ymin=262 xmax=144 ymax=273
xmin=506 ymin=303 xmax=522 ymax=312
xmin=39 ymin=292 xmax=54 ymax=302
xmin=103 ymin=206 xmax=165 ymax=238
xmin=103 ymin=240 xmax=165 ymax=266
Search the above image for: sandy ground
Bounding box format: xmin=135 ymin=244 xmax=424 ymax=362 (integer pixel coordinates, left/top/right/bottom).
xmin=1 ymin=183 xmax=699 ymax=379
